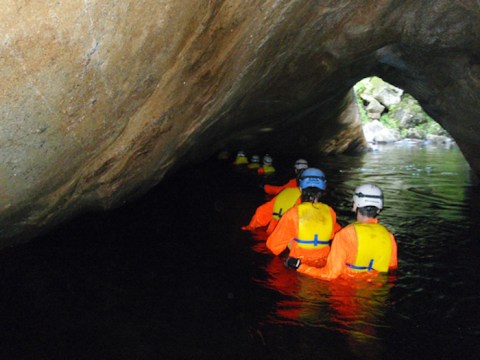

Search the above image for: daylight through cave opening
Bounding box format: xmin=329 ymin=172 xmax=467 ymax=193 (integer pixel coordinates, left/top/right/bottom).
xmin=353 ymin=76 xmax=453 ymax=147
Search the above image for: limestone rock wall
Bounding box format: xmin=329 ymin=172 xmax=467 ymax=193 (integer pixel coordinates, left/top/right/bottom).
xmin=0 ymin=1 xmax=479 ymax=245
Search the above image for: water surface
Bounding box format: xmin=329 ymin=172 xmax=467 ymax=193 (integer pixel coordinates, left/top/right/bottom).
xmin=0 ymin=143 xmax=479 ymax=359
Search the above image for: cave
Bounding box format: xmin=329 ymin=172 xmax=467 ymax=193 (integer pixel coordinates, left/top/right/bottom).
xmin=1 ymin=2 xmax=480 ymax=358
xmin=0 ymin=2 xmax=479 ymax=247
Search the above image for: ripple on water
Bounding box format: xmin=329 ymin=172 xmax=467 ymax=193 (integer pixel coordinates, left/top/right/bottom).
xmin=255 ymin=144 xmax=480 ymax=357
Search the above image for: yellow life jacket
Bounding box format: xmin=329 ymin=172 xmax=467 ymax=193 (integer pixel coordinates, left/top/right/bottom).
xmin=272 ymin=187 xmax=301 ymax=220
xmin=346 ymin=222 xmax=392 ymax=272
xmin=293 ymin=202 xmax=333 ymax=249
xmin=262 ymin=165 xmax=276 ymax=174
xmin=247 ymin=163 xmax=260 ymax=169
xmin=233 ymin=155 xmax=248 ymax=165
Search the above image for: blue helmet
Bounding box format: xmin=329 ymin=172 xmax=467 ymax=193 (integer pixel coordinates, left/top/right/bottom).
xmin=299 ymin=168 xmax=327 ymax=190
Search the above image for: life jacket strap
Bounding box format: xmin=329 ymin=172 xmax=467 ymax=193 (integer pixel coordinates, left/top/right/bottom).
xmin=346 ymin=259 xmax=374 ymax=271
xmin=294 ymin=234 xmax=331 ymax=247
xmin=272 ymin=208 xmax=283 ymax=218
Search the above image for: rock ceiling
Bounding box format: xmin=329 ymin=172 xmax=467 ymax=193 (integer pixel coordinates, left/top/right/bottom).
xmin=0 ymin=1 xmax=479 ymax=246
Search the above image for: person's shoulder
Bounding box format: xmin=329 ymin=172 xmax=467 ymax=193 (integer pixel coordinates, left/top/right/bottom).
xmin=283 ymin=204 xmax=300 ymax=217
xmin=340 ymin=222 xmax=356 ymax=229
xmin=322 ymin=202 xmax=337 ymax=212
xmin=378 ymin=221 xmax=394 ymax=233
xmin=336 ymin=223 xmax=356 ymax=236
xmin=286 ymin=178 xmax=297 ymax=185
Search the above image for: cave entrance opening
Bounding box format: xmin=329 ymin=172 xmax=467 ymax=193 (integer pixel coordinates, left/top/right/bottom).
xmin=353 ymin=76 xmax=452 ymax=145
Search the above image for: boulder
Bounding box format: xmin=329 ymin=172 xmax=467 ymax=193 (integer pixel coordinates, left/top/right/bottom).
xmin=426 ymin=134 xmax=454 ymax=146
xmin=363 ymin=95 xmax=386 ymax=117
xmin=406 ymin=128 xmax=424 ymax=139
xmin=363 ymin=120 xmax=401 ymax=144
xmin=373 ymin=83 xmax=404 ymax=107
xmin=389 ymin=107 xmax=428 ymax=129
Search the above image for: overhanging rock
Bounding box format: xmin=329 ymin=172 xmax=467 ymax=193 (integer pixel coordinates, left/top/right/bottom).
xmin=0 ymin=1 xmax=479 ymax=246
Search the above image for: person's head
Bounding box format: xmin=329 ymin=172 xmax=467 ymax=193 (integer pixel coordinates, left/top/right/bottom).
xmin=250 ymin=155 xmax=260 ymax=163
xmin=262 ymin=154 xmax=273 ymax=166
xmin=295 ymin=168 xmax=306 ymax=185
xmin=294 ymin=159 xmax=308 ymax=174
xmin=299 ymin=168 xmax=326 ymax=202
xmin=352 ymin=184 xmax=384 ymax=218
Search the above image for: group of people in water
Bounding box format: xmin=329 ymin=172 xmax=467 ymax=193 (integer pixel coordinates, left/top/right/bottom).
xmin=233 ymin=151 xmax=277 ymax=175
xmin=235 ymin=152 xmax=398 ymax=282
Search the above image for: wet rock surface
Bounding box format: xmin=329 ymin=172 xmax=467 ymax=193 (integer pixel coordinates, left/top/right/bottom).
xmin=0 ymin=1 xmax=479 ymax=245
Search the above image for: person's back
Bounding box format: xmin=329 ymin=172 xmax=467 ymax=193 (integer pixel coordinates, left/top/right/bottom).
xmin=286 ymin=201 xmax=336 ymax=266
xmin=257 ymin=154 xmax=276 ymax=175
xmin=242 ymin=185 xmax=301 ymax=236
xmin=345 ymin=221 xmax=393 ymax=272
xmin=233 ymin=151 xmax=248 ymax=165
xmin=247 ymin=154 xmax=260 ymax=169
xmin=286 ymin=184 xmax=398 ymax=280
xmin=268 ymin=187 xmax=302 ymax=233
xmin=266 ymin=168 xmax=341 ymax=267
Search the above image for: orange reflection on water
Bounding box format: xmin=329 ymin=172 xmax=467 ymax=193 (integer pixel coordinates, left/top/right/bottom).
xmin=248 ymin=229 xmax=270 ymax=254
xmin=256 ymin=255 xmax=397 ymax=358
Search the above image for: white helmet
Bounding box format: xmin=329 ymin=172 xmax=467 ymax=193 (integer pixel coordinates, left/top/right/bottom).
xmin=353 ymin=184 xmax=384 ymax=209
xmin=294 ymin=158 xmax=308 ymax=170
xmin=263 ymin=154 xmax=273 ymax=165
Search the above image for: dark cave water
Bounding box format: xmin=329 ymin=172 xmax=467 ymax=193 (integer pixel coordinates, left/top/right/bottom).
xmin=1 ymin=143 xmax=479 ymax=359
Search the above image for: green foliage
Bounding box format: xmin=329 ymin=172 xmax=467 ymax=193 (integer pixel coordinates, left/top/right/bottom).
xmin=401 ymin=94 xmax=426 ymax=117
xmin=354 ymin=93 xmax=370 ymax=123
xmin=353 ymin=81 xmax=367 ymax=95
xmin=400 ymin=128 xmax=409 ymax=138
xmin=379 ymin=113 xmax=397 ymax=129
xmin=353 ymin=77 xmax=449 ymax=139
xmin=416 ymin=118 xmax=447 ymax=136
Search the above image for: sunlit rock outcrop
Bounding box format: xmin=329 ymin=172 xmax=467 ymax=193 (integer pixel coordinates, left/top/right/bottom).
xmin=0 ymin=0 xmax=479 ymax=246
